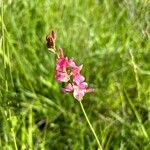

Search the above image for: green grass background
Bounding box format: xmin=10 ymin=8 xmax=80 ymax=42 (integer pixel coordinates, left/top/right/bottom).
xmin=0 ymin=0 xmax=150 ymax=149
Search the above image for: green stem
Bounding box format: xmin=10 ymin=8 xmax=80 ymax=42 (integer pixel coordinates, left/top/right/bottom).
xmin=79 ymin=101 xmax=103 ymax=150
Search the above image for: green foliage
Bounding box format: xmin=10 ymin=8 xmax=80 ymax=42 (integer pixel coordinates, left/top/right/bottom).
xmin=0 ymin=0 xmax=150 ymax=149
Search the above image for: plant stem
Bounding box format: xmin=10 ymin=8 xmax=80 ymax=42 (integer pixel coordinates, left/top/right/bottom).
xmin=79 ymin=101 xmax=103 ymax=150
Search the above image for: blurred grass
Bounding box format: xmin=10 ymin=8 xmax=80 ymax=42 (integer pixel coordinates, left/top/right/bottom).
xmin=0 ymin=0 xmax=150 ymax=149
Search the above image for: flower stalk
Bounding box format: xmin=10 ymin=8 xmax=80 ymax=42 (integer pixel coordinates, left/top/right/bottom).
xmin=79 ymin=101 xmax=103 ymax=150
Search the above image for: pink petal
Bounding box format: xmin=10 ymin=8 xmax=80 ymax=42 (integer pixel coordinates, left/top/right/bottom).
xmin=64 ymin=83 xmax=73 ymax=92
xmin=56 ymin=57 xmax=69 ymax=71
xmin=79 ymin=82 xmax=88 ymax=89
xmin=73 ymin=74 xmax=85 ymax=85
xmin=73 ymin=86 xmax=85 ymax=101
xmin=79 ymin=64 xmax=83 ymax=70
xmin=55 ymin=71 xmax=69 ymax=82
xmin=69 ymin=58 xmax=76 ymax=67
xmin=71 ymin=65 xmax=83 ymax=75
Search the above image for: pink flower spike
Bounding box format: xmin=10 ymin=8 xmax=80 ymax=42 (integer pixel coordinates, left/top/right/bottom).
xmin=73 ymin=74 xmax=85 ymax=85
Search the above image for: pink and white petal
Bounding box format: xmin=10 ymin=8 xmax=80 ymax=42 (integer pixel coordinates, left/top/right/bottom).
xmin=73 ymin=87 xmax=85 ymax=101
xmin=56 ymin=59 xmax=63 ymax=71
xmin=79 ymin=82 xmax=88 ymax=89
xmin=69 ymin=58 xmax=76 ymax=67
xmin=55 ymin=71 xmax=69 ymax=82
xmin=79 ymin=64 xmax=83 ymax=70
xmin=56 ymin=57 xmax=69 ymax=71
xmin=71 ymin=65 xmax=83 ymax=75
xmin=65 ymin=83 xmax=73 ymax=92
xmin=73 ymin=74 xmax=85 ymax=85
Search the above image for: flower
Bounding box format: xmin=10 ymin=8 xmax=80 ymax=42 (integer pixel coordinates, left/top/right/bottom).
xmin=48 ymin=37 xmax=94 ymax=101
xmin=55 ymin=71 xmax=70 ymax=82
xmin=71 ymin=65 xmax=83 ymax=76
xmin=62 ymin=81 xmax=94 ymax=101
xmin=62 ymin=83 xmax=74 ymax=93
xmin=55 ymin=49 xmax=70 ymax=82
xmin=72 ymin=74 xmax=94 ymax=101
xmin=73 ymin=82 xmax=88 ymax=101
xmin=56 ymin=57 xmax=69 ymax=72
xmin=73 ymin=74 xmax=85 ymax=85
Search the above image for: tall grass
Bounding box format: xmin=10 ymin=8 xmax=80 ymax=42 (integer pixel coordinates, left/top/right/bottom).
xmin=0 ymin=0 xmax=150 ymax=149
